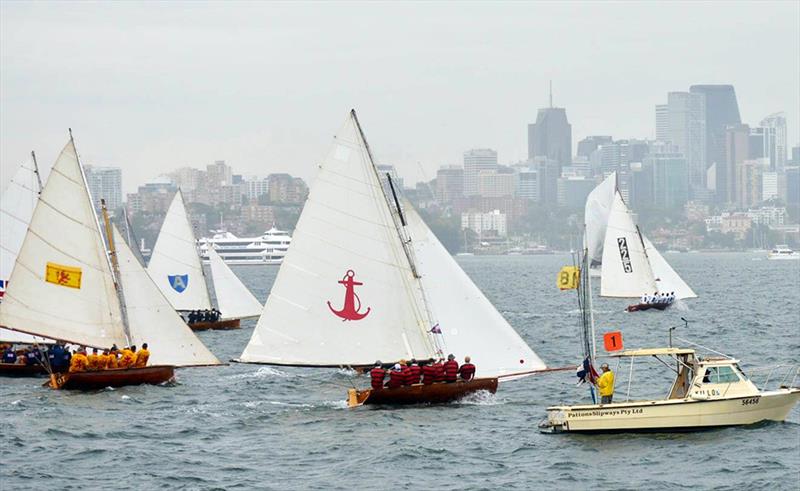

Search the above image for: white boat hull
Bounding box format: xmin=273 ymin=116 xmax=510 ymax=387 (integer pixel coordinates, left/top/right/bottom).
xmin=543 ymin=388 xmax=800 ymax=433
xmin=201 ymin=258 xmax=282 ymax=265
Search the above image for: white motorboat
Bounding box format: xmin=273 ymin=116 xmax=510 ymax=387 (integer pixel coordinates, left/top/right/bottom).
xmin=768 ymin=245 xmax=800 ymax=260
xmin=198 ymin=227 xmax=291 ymax=265
xmin=540 ymin=347 xmax=800 ymax=433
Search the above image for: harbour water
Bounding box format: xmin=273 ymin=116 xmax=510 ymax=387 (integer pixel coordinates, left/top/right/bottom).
xmin=1 ymin=253 xmax=798 ymax=490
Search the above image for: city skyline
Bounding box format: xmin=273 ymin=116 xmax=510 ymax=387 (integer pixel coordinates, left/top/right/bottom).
xmin=1 ymin=2 xmax=798 ymax=193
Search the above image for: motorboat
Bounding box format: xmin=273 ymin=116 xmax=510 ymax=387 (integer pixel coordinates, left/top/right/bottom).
xmin=768 ymin=245 xmax=799 ymax=260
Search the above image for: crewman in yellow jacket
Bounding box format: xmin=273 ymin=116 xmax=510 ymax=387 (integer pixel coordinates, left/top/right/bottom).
xmin=134 ymin=343 xmax=150 ymax=368
xmin=107 ymin=348 xmax=119 ymax=369
xmin=118 ymin=346 xmax=136 ymax=369
xmin=86 ymin=348 xmax=101 ymax=371
xmin=69 ymin=349 xmax=89 ymax=373
xmin=596 ymin=363 xmax=615 ymax=404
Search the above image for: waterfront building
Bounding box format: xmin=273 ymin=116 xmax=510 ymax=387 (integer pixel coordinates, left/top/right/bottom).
xmin=463 ymin=149 xmax=498 ymax=197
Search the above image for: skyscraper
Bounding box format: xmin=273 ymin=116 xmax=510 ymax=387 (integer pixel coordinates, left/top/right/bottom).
xmin=662 ymin=91 xmax=706 ymax=194
xmin=435 ymin=166 xmax=464 ymax=204
xmin=527 ymin=106 xmax=572 ymax=169
xmin=721 ymin=124 xmax=750 ymax=204
xmin=655 ymin=104 xmax=669 ymax=141
xmin=84 ymin=165 xmax=123 ymax=213
xmin=759 ymin=112 xmax=787 ymax=172
xmin=576 ymin=136 xmax=612 ymax=160
xmin=463 ymin=149 xmax=498 ymax=196
xmin=689 ymin=84 xmax=741 ymax=173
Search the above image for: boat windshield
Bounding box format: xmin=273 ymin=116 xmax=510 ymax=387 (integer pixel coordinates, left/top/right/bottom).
xmin=702 ymin=366 xmax=741 ymax=384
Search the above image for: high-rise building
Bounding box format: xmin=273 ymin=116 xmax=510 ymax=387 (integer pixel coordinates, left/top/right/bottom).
xmin=761 ymin=171 xmax=778 ymax=201
xmin=435 ymin=166 xmax=464 ymax=204
xmin=268 ymin=173 xmax=309 ymax=204
xmin=689 ymin=84 xmax=741 ymax=174
xmin=244 ymin=177 xmax=270 ymax=201
xmin=463 ymin=149 xmax=498 ymax=196
xmin=655 ymin=104 xmax=669 ymax=141
xmin=721 ymin=124 xmax=750 ymax=204
xmin=759 ymin=112 xmax=787 ymax=172
xmin=207 ymin=160 xmax=233 ymax=188
xmin=791 ymin=145 xmax=800 ymax=165
xmin=477 ymin=168 xmax=517 ymax=198
xmin=531 ymin=156 xmax=560 ymax=207
xmin=646 ymin=150 xmax=688 ymax=210
xmin=630 ymin=160 xmax=655 ymax=210
xmin=576 ymin=136 xmax=612 ymax=160
xmin=785 ymin=166 xmax=800 ymax=207
xmin=736 ymin=160 xmax=763 ymax=209
xmin=556 ymin=176 xmax=596 ymax=209
xmin=461 ymin=210 xmax=507 ymax=237
xmin=527 ymin=107 xmax=572 ymax=169
xmin=84 ymin=165 xmax=123 ymax=213
xmin=516 ymin=167 xmax=538 ymax=201
xmin=661 ymin=91 xmax=706 ymax=194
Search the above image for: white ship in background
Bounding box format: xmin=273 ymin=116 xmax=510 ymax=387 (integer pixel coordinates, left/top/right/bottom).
xmin=198 ymin=227 xmax=292 ymax=265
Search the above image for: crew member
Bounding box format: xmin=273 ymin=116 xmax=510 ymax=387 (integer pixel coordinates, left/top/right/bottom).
xmin=134 ymin=343 xmax=150 ymax=368
xmin=458 ymin=356 xmax=476 ymax=381
xmin=596 ymin=363 xmax=615 ymax=404
xmin=2 ymin=346 xmax=16 ymax=364
xmin=386 ymin=364 xmax=405 ymax=389
xmin=406 ymin=359 xmax=421 ymax=385
xmin=443 ymin=354 xmax=459 ymax=383
xmin=69 ymin=348 xmax=89 ymax=373
xmin=421 ymin=359 xmax=437 ymax=385
xmin=26 ymin=346 xmax=42 ymax=366
xmin=432 ymin=358 xmax=445 ymax=383
xmin=107 ymin=348 xmax=119 ymax=369
xmin=370 ymin=361 xmax=386 ymax=390
xmin=118 ymin=346 xmax=136 ymax=369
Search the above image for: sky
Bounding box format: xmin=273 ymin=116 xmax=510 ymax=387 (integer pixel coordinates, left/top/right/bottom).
xmin=1 ymin=1 xmax=798 ymax=193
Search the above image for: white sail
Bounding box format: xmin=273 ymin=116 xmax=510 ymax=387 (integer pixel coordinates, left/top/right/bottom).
xmin=642 ymin=236 xmax=697 ymax=299
xmin=600 ymin=191 xmax=657 ymax=298
xmin=146 ymin=190 xmax=212 ymax=311
xmin=0 ymin=327 xmax=54 ymax=345
xmin=207 ymin=248 xmax=262 ymax=321
xmin=113 ymin=227 xmax=221 ymax=367
xmin=405 ymin=205 xmax=546 ymax=378
xmin=584 ymin=172 xmax=616 ymax=264
xmin=239 ymin=111 xmax=437 ymax=366
xmin=0 ymin=140 xmax=128 ymax=348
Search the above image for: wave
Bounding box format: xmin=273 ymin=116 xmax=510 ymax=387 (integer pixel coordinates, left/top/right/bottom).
xmin=456 ymin=390 xmax=503 ymax=406
xmin=227 ymin=367 xmax=291 ymax=379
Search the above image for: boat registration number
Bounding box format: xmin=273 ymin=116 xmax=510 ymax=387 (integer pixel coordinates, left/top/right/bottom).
xmin=741 ymin=397 xmax=760 ymax=406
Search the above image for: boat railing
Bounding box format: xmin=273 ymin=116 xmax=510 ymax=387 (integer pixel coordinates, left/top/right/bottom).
xmin=747 ymin=364 xmax=800 ymax=391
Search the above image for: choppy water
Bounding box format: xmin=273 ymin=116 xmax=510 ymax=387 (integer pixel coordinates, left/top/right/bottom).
xmin=1 ymin=253 xmax=798 ymax=490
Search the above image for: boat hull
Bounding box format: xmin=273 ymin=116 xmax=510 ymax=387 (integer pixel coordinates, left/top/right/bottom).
xmin=541 ymin=388 xmax=800 ymax=433
xmin=0 ymin=363 xmax=49 ymax=377
xmin=626 ymin=303 xmax=669 ymax=312
xmin=48 ymin=365 xmax=175 ymax=390
xmin=189 ymin=318 xmax=241 ymax=331
xmin=348 ymin=378 xmax=498 ymax=407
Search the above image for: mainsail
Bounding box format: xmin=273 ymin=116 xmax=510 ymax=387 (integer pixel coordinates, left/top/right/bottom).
xmin=239 ymin=111 xmax=437 ymax=366
xmin=207 ymin=248 xmax=263 ymax=321
xmin=147 ymin=190 xmax=212 ymax=311
xmin=113 ymin=226 xmax=221 ymax=366
xmin=405 ymin=205 xmax=546 ymax=377
xmin=0 ymin=140 xmax=128 ymax=348
xmin=584 ymin=172 xmax=616 ymax=264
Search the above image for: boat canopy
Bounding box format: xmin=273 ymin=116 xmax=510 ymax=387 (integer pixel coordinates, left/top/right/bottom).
xmin=607 ymin=347 xmax=695 ymax=357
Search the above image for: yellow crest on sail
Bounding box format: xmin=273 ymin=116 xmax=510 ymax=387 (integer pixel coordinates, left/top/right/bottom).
xmin=45 ymin=262 xmax=82 ymax=289
xmin=557 ymin=266 xmax=580 ymax=290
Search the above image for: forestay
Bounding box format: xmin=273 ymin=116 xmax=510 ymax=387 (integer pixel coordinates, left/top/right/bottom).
xmin=147 ymin=190 xmax=212 ymax=311
xmin=642 ymin=236 xmax=697 ymax=299
xmin=207 ymin=248 xmax=262 ymax=321
xmin=239 ymin=111 xmax=437 ymax=366
xmin=113 ymin=227 xmax=221 ymax=366
xmin=405 ymin=205 xmax=546 ymax=378
xmin=0 ymin=140 xmax=128 ymax=348
xmin=600 ymin=191 xmax=657 ymax=298
xmin=584 ymin=172 xmax=616 ymax=264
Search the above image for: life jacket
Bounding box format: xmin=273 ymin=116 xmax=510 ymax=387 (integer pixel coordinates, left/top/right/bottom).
xmin=432 ymin=362 xmax=445 ymax=383
xmin=421 ymin=364 xmax=437 ymax=385
xmin=370 ymin=367 xmax=386 ymax=390
xmin=107 ymin=354 xmax=119 ymax=369
xmin=118 ymin=350 xmax=135 ymax=368
xmin=458 ymin=363 xmax=476 ymax=381
xmin=134 ymin=349 xmax=150 ymax=368
xmin=86 ymin=354 xmax=101 ymax=371
xmin=387 ymin=370 xmax=404 ymax=389
xmin=69 ymin=354 xmax=88 ymax=373
xmin=26 ymin=350 xmax=40 ymax=366
xmin=443 ymin=360 xmax=459 ymax=382
xmin=406 ymin=365 xmax=421 ymax=385
xmin=2 ymin=350 xmax=15 ymax=364
xmin=597 ymin=371 xmax=615 ymax=397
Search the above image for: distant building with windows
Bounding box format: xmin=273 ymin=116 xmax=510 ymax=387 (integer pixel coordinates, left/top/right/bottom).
xmin=463 ymin=149 xmax=498 ymax=197
xmin=461 ymin=209 xmax=507 ymax=238
xmin=84 ymin=165 xmax=123 ymax=214
xmin=435 ymin=166 xmax=464 ymax=204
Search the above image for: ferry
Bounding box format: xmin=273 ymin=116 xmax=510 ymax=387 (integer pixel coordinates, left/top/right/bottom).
xmin=767 ymin=245 xmax=800 ymax=260
xmin=198 ymin=227 xmax=292 ymax=265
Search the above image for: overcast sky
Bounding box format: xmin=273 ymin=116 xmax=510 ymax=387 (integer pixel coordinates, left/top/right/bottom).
xmin=1 ymin=1 xmax=798 ymax=193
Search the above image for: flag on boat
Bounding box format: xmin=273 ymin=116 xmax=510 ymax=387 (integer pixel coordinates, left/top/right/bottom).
xmin=0 ymin=279 xmax=6 ymax=298
xmin=45 ymin=262 xmax=82 ymax=289
xmin=576 ymin=357 xmax=599 ymax=385
xmin=557 ymin=266 xmax=580 ymax=290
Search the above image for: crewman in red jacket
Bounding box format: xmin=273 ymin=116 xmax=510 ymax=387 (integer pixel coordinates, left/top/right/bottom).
xmin=432 ymin=358 xmax=445 ymax=383
xmin=386 ymin=364 xmax=405 ymax=389
xmin=370 ymin=361 xmax=386 ymax=390
xmin=421 ymin=359 xmax=437 ymax=385
xmin=458 ymin=356 xmax=476 ymax=381
xmin=408 ymin=359 xmax=422 ymax=385
xmin=443 ymin=354 xmax=459 ymax=383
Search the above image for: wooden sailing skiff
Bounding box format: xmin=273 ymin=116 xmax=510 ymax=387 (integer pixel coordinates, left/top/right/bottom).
xmin=0 ymin=136 xmax=221 ymax=390
xmin=0 ymin=363 xmax=49 ymax=377
xmin=47 ymin=365 xmax=175 ymax=390
xmin=147 ymin=191 xmax=262 ymax=330
xmin=237 ymin=111 xmax=549 ymax=406
xmin=348 ymin=378 xmax=499 ymax=407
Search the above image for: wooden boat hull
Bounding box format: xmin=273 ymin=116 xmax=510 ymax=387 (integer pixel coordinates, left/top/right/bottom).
xmin=626 ymin=302 xmax=669 ymax=312
xmin=0 ymin=363 xmax=49 ymax=377
xmin=540 ymin=388 xmax=800 ymax=433
xmin=348 ymin=378 xmax=498 ymax=407
xmin=189 ymin=318 xmax=240 ymax=331
xmin=48 ymin=365 xmax=175 ymax=390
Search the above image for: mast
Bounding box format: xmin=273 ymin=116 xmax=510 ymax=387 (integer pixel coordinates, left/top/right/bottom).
xmin=101 ymin=198 xmax=131 ymax=343
xmin=31 ymin=151 xmax=43 ymax=194
xmin=584 ymin=232 xmax=596 ymax=362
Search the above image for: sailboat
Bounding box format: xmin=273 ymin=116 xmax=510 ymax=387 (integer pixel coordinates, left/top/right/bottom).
xmin=237 ymin=110 xmax=550 ymax=406
xmin=586 ymin=173 xmax=696 ymax=311
xmin=0 ymin=136 xmax=221 ymax=389
xmin=146 ymin=191 xmax=263 ymax=330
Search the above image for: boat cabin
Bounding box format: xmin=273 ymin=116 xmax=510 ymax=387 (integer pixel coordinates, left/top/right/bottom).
xmin=607 ymin=347 xmax=760 ymax=402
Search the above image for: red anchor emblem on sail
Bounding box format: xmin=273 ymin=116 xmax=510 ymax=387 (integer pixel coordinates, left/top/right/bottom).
xmin=327 ymin=269 xmax=371 ymax=321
